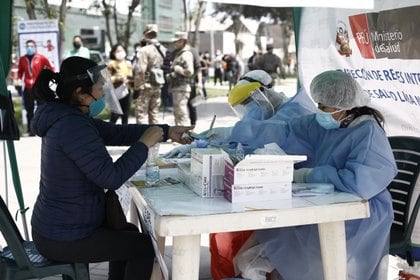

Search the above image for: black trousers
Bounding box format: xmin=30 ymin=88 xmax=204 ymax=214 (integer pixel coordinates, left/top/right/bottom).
xmin=23 ymin=87 xmax=35 ymax=133
xmin=110 ymin=93 xmax=131 ymax=124
xmin=187 ymin=83 xmax=197 ymax=125
xmin=32 ymin=223 xmax=154 ymax=280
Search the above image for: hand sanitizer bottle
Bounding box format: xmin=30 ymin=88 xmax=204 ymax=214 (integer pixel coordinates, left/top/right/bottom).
xmin=145 ymin=144 xmax=160 ymax=186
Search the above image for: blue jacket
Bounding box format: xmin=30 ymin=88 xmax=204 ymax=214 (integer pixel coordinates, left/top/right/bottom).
xmin=31 ymin=102 xmax=169 ymax=241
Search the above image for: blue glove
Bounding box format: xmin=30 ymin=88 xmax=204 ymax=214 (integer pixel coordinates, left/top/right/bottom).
xmin=162 ymin=144 xmax=192 ymax=158
xmin=193 ymin=127 xmax=233 ymax=144
xmin=162 ymin=140 xmax=209 ymax=158
xmin=293 ymin=168 xmax=313 ymax=183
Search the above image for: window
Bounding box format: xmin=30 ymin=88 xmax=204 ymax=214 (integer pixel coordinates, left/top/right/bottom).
xmin=159 ymin=0 xmax=172 ymax=8
xmin=159 ymin=15 xmax=173 ymax=32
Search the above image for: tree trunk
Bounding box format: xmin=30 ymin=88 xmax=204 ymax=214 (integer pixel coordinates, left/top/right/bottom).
xmin=182 ymin=0 xmax=188 ymax=30
xmin=25 ymin=0 xmax=37 ymax=19
xmin=58 ymin=0 xmax=67 ymax=63
xmin=43 ymin=0 xmax=53 ymax=18
xmin=102 ymin=0 xmax=114 ymax=47
xmin=191 ymin=1 xmax=206 ymax=48
xmin=122 ymin=0 xmax=140 ymax=50
xmin=112 ymin=1 xmax=119 ymax=43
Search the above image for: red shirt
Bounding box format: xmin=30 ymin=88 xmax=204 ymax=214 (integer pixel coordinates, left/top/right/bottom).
xmin=18 ymin=53 xmax=54 ymax=89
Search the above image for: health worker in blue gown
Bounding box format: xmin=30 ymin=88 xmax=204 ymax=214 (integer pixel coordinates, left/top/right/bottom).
xmin=163 ymin=69 xmax=316 ymax=158
xmin=231 ymin=70 xmax=397 ymax=280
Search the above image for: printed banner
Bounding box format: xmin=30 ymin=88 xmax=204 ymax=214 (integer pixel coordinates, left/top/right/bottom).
xmin=17 ymin=19 xmax=60 ymax=70
xmin=298 ymin=1 xmax=420 ymax=137
xmin=298 ymin=0 xmax=420 ymax=246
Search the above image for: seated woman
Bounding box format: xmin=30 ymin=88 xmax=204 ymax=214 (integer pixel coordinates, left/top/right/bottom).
xmin=30 ymin=56 xmax=193 ymax=280
xmin=230 ymin=70 xmax=397 ymax=279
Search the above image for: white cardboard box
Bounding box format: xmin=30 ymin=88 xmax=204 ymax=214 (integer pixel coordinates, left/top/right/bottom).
xmin=223 ymin=151 xmax=306 ymax=203
xmin=188 ymin=148 xmax=227 ymax=197
xmin=224 ymin=180 xmax=292 ymax=203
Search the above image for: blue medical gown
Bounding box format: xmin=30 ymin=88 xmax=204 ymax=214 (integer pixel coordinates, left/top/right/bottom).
xmin=225 ymin=88 xmax=316 ymax=152
xmin=229 ymin=114 xmax=397 ymax=279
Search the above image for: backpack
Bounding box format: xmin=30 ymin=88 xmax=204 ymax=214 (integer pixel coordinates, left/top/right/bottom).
xmin=147 ymin=44 xmax=165 ymax=86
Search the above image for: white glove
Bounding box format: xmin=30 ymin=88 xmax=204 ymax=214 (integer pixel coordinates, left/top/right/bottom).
xmin=174 ymin=65 xmax=184 ymax=75
xmin=196 ymin=127 xmax=233 ymax=143
xmin=162 ymin=144 xmax=193 ymax=158
xmin=293 ymin=168 xmax=313 ymax=183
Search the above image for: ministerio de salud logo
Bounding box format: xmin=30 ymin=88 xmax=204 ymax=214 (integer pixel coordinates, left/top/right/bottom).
xmin=335 ymin=21 xmax=352 ymax=57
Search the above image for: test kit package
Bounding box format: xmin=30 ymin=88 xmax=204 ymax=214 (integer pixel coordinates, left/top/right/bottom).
xmin=223 ymin=151 xmax=306 ymax=203
xmin=188 ymin=148 xmax=227 ymax=197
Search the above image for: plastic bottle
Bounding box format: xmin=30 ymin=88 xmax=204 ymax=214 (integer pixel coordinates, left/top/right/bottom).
xmin=236 ymin=142 xmax=245 ymax=161
xmin=145 ymin=144 xmax=160 ymax=186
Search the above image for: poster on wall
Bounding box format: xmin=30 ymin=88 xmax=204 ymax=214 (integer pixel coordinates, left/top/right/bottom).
xmin=298 ymin=1 xmax=420 ymax=138
xmin=298 ymin=0 xmax=420 ymax=250
xmin=17 ymin=19 xmax=60 ymax=70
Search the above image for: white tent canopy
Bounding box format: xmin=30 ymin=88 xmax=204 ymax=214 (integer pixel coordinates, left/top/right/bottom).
xmin=203 ymin=0 xmax=374 ymax=9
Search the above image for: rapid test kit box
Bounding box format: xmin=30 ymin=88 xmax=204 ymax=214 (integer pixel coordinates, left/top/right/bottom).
xmin=223 ymin=151 xmax=306 ymax=203
xmin=179 ymin=148 xmax=227 ymax=197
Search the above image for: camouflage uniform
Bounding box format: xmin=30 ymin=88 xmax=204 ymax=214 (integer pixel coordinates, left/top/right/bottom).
xmin=134 ymin=40 xmax=166 ymax=124
xmin=168 ymin=45 xmax=194 ymax=126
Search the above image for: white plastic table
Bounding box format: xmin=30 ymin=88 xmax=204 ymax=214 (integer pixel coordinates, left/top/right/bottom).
xmin=127 ymin=168 xmax=370 ymax=280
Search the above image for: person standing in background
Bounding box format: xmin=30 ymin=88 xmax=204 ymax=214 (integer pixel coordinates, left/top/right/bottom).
xmin=64 ymin=35 xmax=90 ymax=59
xmin=17 ymin=39 xmax=54 ymax=136
xmin=133 ymin=24 xmax=166 ymax=124
xmin=213 ymin=49 xmax=224 ymax=86
xmin=186 ymin=45 xmax=202 ymax=126
xmin=258 ymin=43 xmax=285 ymax=87
xmin=166 ymin=32 xmax=194 ymax=126
xmin=107 ymin=43 xmax=133 ymax=124
xmin=200 ymin=52 xmax=211 ymax=99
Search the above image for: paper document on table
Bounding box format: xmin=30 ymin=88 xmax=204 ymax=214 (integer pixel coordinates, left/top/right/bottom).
xmin=142 ymin=206 xmax=169 ymax=280
xmin=292 ymin=183 xmax=334 ymax=197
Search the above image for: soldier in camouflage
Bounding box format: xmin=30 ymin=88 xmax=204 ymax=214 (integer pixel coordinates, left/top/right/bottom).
xmin=133 ymin=24 xmax=166 ymax=124
xmin=166 ymin=32 xmax=195 ymax=126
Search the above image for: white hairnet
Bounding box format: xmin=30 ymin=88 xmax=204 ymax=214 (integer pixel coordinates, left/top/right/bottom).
xmin=310 ymin=70 xmax=370 ymax=110
xmin=237 ymin=70 xmax=272 ymax=87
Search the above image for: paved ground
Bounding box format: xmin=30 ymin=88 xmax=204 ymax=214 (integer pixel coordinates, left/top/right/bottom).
xmin=1 ymin=79 xmax=417 ymax=279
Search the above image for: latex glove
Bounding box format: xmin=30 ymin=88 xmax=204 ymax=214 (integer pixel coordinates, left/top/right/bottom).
xmin=195 ymin=127 xmax=233 ymax=143
xmin=293 ymin=168 xmax=313 ymax=183
xmin=163 ymin=144 xmax=193 ymax=158
xmin=174 ymin=65 xmax=184 ymax=75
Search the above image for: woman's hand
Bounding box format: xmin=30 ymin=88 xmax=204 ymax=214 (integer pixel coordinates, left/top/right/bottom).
xmin=169 ymin=126 xmax=195 ymax=144
xmin=138 ymin=126 xmax=164 ymax=148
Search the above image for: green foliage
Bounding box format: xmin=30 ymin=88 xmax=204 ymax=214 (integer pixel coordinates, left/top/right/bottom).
xmin=213 ymin=4 xmax=293 ymax=24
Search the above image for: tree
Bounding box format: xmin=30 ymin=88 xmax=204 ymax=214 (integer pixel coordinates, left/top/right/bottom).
xmin=97 ymin=0 xmax=141 ymax=50
xmin=24 ymin=0 xmax=37 ymax=19
xmin=23 ymin=0 xmax=67 ymax=62
xmin=191 ymin=1 xmax=206 ymax=48
xmin=213 ymin=4 xmax=293 ymax=59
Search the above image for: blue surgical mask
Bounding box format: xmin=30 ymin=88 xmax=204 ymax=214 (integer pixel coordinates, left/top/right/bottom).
xmin=89 ymin=96 xmax=106 ymax=117
xmin=315 ymin=110 xmax=342 ymax=130
xmin=26 ymin=47 xmax=35 ymax=56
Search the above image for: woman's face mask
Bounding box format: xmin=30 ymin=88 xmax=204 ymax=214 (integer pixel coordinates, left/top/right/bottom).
xmin=115 ymin=50 xmax=126 ymax=61
xmin=315 ymin=109 xmax=343 ymax=130
xmin=88 ymin=95 xmax=106 ymax=117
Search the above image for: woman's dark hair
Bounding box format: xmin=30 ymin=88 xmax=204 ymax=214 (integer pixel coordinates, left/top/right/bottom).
xmin=109 ymin=43 xmax=124 ymax=60
xmin=33 ymin=57 xmax=97 ymax=104
xmin=343 ymin=106 xmax=385 ymax=129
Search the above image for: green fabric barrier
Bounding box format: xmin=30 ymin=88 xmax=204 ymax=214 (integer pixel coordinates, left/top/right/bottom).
xmin=0 ymin=0 xmax=30 ymax=240
xmin=293 ymin=7 xmax=301 ymax=89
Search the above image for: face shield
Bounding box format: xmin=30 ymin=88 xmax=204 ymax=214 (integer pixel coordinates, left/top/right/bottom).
xmin=228 ymin=82 xmax=275 ymax=120
xmin=86 ymin=65 xmax=123 ymax=115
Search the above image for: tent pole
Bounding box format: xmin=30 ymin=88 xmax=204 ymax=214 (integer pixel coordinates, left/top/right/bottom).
xmin=6 ymin=140 xmax=30 ymax=241
xmin=3 ymin=141 xmax=9 ymax=205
